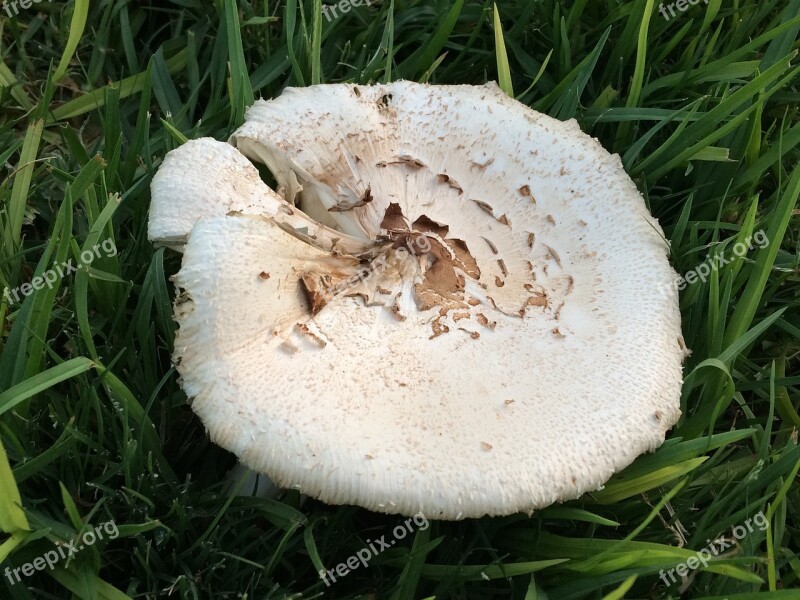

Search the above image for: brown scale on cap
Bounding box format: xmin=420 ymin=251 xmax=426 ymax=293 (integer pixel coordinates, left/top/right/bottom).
xmin=388 ymin=155 xmax=426 ymax=169
xmin=437 ymin=174 xmax=463 ymax=194
xmin=482 ymin=237 xmax=498 ymax=254
xmin=519 ymin=294 xmax=548 ymax=317
xmin=300 ymin=272 xmax=331 ymax=315
xmin=470 ymin=157 xmax=495 ymax=170
xmin=518 ymin=184 xmax=536 ymax=203
xmin=412 ymin=214 xmax=449 ymax=238
xmin=380 ymin=202 xmax=410 ymax=230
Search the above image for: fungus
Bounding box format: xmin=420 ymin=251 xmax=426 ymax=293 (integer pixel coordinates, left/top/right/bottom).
xmin=149 ymin=81 xmax=687 ymax=520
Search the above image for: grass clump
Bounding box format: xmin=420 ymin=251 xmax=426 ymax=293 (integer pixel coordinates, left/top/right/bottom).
xmin=1 ymin=0 xmax=798 ymax=598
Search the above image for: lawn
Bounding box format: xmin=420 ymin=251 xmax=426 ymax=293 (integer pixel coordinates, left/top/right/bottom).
xmin=1 ymin=0 xmax=799 ymax=598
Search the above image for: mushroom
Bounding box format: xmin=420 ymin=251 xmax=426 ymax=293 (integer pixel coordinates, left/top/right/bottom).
xmin=149 ymin=82 xmax=687 ymax=520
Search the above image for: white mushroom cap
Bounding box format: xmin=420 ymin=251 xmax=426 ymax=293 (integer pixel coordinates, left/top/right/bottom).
xmin=151 ymin=82 xmax=686 ymax=520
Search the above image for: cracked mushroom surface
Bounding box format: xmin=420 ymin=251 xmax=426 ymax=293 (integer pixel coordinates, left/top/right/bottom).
xmin=149 ymin=81 xmax=687 ymax=520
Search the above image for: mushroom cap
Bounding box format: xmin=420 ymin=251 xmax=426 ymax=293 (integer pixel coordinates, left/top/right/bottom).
xmin=150 ymin=81 xmax=686 ymax=520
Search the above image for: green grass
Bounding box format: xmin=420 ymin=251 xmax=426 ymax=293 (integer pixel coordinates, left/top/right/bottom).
xmin=1 ymin=0 xmax=799 ymax=598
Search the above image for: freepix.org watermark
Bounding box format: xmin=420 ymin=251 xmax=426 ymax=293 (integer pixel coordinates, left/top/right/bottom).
xmin=660 ymin=229 xmax=768 ymax=298
xmin=658 ymin=0 xmax=709 ymax=21
xmin=316 ymin=234 xmax=431 ymax=304
xmin=658 ymin=510 xmax=769 ymax=586
xmin=319 ymin=511 xmax=429 ymax=586
xmin=4 ymin=520 xmax=119 ymax=585
xmin=322 ymin=0 xmax=372 ymax=22
xmin=2 ymin=0 xmax=53 ymax=18
xmin=2 ymin=238 xmax=118 ymax=307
